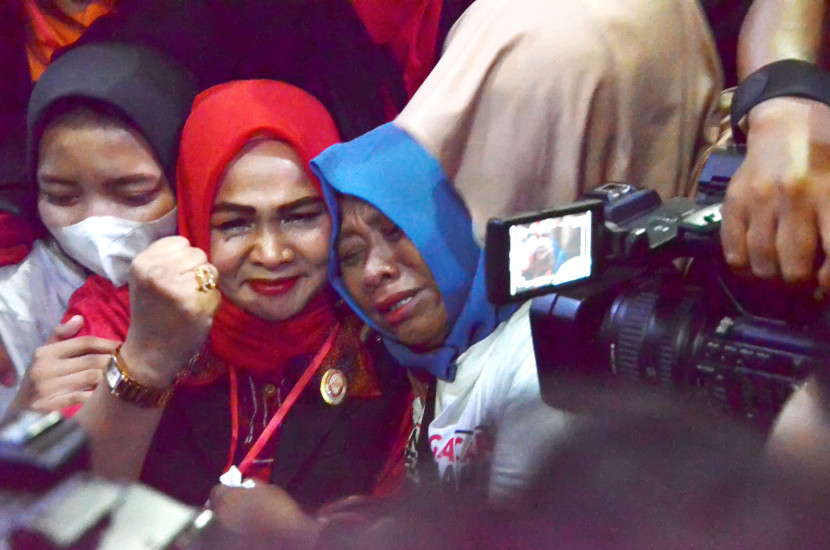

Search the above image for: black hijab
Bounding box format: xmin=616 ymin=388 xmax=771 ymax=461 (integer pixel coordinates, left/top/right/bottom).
xmin=26 ymin=42 xmax=198 ymax=211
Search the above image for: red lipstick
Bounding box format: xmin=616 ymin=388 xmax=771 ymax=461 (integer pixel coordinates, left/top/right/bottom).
xmin=248 ymin=277 xmax=298 ymax=296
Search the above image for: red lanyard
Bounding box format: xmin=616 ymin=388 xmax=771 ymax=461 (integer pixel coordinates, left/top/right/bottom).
xmin=225 ymin=323 xmax=340 ymax=477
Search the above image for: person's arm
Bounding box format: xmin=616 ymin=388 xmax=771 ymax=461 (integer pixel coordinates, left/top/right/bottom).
xmin=721 ymin=0 xmax=830 ymax=474
xmin=737 ymin=0 xmax=825 ymax=76
xmin=75 ymin=236 xmax=219 ymax=481
xmin=722 ymin=0 xmax=830 ymax=285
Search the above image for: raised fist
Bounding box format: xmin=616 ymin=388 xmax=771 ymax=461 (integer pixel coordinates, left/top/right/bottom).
xmin=120 ymin=236 xmax=221 ymax=387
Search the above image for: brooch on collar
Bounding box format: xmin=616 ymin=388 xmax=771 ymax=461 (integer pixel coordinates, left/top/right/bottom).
xmin=320 ymin=368 xmax=347 ymax=405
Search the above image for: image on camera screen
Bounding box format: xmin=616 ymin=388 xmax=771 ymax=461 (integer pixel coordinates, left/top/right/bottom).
xmin=508 ymin=210 xmax=593 ymax=296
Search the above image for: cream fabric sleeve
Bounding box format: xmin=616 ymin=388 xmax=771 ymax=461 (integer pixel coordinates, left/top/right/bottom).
xmin=396 ymin=0 xmax=723 ymax=242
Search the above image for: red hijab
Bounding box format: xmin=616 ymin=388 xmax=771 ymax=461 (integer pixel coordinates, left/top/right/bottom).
xmin=350 ymin=0 xmax=442 ymax=98
xmin=180 ymin=80 xmax=341 ymax=377
xmin=65 ymin=80 xmax=341 ymax=379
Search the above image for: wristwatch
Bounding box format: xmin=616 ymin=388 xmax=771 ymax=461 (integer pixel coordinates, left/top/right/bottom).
xmin=731 ymin=59 xmax=830 ymax=143
xmin=105 ymin=348 xmax=175 ymax=409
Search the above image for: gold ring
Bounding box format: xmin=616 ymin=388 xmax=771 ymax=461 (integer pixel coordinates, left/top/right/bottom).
xmin=195 ymin=266 xmax=217 ymax=292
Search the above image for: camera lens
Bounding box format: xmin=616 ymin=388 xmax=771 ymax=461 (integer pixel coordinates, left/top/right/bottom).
xmin=599 ymin=277 xmax=713 ymax=390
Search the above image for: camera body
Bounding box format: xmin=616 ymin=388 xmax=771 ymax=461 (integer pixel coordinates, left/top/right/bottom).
xmin=485 ymin=149 xmax=829 ymax=427
xmin=0 ymin=411 xmax=209 ymax=549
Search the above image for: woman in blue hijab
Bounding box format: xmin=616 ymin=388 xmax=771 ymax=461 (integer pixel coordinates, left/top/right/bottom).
xmin=312 ymin=123 xmax=573 ymax=500
xmin=311 ymin=0 xmax=720 ymax=501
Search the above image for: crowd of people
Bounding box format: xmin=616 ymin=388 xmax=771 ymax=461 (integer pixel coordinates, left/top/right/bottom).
xmin=1 ymin=0 xmax=830 ymax=547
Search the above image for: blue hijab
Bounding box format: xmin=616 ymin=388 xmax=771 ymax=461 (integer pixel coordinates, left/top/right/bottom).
xmin=311 ymin=123 xmax=517 ymax=381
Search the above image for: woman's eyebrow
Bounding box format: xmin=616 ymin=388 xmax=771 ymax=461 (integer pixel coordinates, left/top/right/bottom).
xmin=338 ymin=231 xmax=362 ymax=245
xmin=211 ymin=197 xmax=323 ymax=216
xmin=37 ymin=175 xmax=76 ymax=186
xmin=104 ymin=174 xmax=161 ymax=187
xmin=211 ymin=202 xmax=256 ymax=215
xmin=341 ymin=202 xmax=388 ymax=229
xmin=361 ymin=207 xmax=398 ymax=232
xmin=275 ymin=196 xmax=323 ymax=215
xmin=337 ymin=215 xmax=367 ymax=244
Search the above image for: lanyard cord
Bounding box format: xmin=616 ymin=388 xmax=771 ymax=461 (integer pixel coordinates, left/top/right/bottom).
xmin=225 ymin=323 xmax=340 ymax=477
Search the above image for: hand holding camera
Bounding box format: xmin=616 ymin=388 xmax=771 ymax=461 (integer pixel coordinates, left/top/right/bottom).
xmin=486 ymin=156 xmax=830 ymax=428
xmin=722 ymin=96 xmax=830 ymax=287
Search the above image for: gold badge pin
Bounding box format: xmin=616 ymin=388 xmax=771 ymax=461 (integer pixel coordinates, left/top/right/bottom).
xmin=320 ymin=368 xmax=347 ymax=405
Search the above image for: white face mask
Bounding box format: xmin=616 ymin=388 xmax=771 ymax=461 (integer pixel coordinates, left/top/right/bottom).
xmin=47 ymin=208 xmax=178 ymax=287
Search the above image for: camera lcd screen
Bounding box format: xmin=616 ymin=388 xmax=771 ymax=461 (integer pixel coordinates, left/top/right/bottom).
xmin=508 ymin=210 xmax=594 ymax=296
xmin=485 ymin=200 xmax=602 ymax=304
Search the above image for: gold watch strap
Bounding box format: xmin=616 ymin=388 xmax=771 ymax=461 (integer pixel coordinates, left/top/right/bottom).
xmin=105 ymin=347 xmax=175 ymax=409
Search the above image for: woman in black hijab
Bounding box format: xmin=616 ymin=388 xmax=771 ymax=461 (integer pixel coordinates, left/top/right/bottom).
xmin=2 ymin=41 xmax=197 ymax=413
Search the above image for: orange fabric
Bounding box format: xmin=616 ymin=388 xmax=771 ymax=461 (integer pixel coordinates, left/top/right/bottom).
xmin=23 ymin=0 xmax=114 ymax=81
xmin=351 ymin=0 xmax=442 ymax=98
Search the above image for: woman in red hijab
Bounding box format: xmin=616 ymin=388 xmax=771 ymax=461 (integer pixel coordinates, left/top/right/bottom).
xmin=71 ymin=80 xmax=411 ymax=540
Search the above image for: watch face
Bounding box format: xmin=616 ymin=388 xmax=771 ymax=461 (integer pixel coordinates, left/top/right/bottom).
xmin=103 ymin=354 xmax=173 ymax=408
xmin=105 ymin=358 xmax=121 ymax=388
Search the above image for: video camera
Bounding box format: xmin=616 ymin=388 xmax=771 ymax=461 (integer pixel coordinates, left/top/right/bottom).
xmin=0 ymin=411 xmax=213 ymax=549
xmin=485 ymin=149 xmax=830 ymax=428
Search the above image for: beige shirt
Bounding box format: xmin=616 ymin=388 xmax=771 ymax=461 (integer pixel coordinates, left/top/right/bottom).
xmin=396 ymin=0 xmax=723 ymax=242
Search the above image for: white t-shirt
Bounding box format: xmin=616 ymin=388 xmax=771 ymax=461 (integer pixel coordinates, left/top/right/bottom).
xmin=428 ymin=301 xmax=575 ymax=501
xmin=0 ymin=239 xmax=87 ymax=411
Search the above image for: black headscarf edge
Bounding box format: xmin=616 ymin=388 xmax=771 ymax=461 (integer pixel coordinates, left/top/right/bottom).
xmin=26 ymin=41 xmax=199 ymax=212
